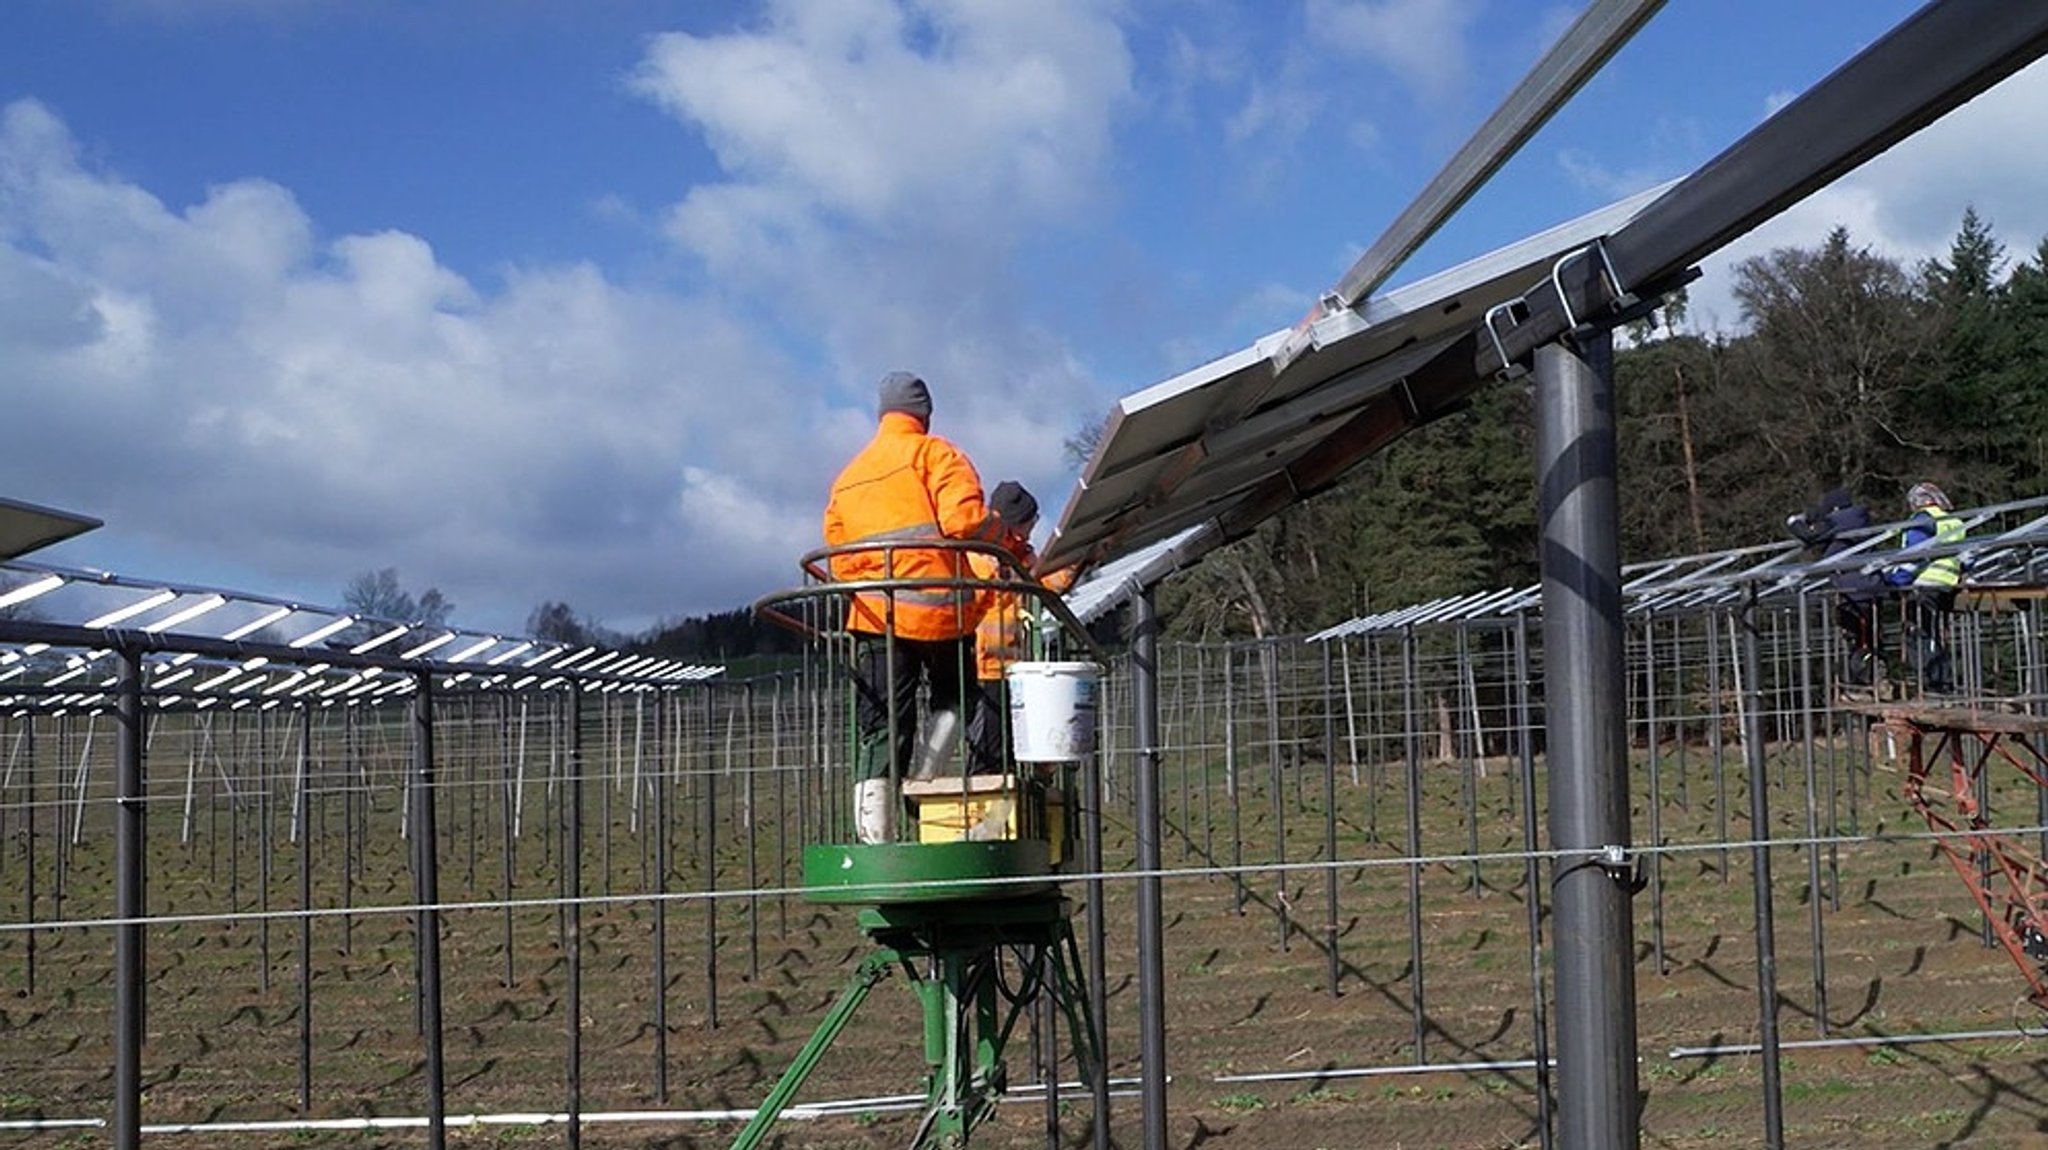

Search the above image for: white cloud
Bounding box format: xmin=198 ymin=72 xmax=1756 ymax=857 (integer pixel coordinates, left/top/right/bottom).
xmin=632 ymin=0 xmax=1133 ymax=245
xmin=1224 ymin=79 xmax=1322 ymax=149
xmin=1309 ymin=0 xmax=1475 ymax=106
xmin=624 ymin=0 xmax=1134 ymax=528
xmin=676 ymin=464 xmax=819 ymax=586
xmin=0 ymin=97 xmax=834 ymax=634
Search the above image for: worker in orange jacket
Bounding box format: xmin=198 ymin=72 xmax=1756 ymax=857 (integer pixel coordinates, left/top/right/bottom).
xmin=823 ymin=371 xmax=1016 ymax=842
xmin=966 ymin=481 xmax=1077 ymax=770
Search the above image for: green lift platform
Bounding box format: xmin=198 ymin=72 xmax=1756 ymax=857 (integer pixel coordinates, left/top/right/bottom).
xmin=742 ymin=547 xmax=1107 ymax=1147
xmin=728 ymin=839 xmax=1098 ymax=1149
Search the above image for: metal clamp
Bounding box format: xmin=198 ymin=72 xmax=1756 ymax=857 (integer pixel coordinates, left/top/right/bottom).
xmin=1549 ymin=239 xmax=1635 ymax=334
xmin=1482 ymin=298 xmax=1531 ymax=381
xmin=1596 ymin=843 xmax=1649 ymax=895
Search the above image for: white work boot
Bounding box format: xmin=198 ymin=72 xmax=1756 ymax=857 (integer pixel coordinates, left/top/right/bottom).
xmin=854 ymin=777 xmax=897 ymax=844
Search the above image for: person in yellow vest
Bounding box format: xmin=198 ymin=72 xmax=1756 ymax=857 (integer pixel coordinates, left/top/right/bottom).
xmin=822 ymin=372 xmax=1017 ymax=842
xmin=1885 ymin=481 xmax=1965 ymax=694
xmin=965 ymin=481 xmax=1077 ymax=771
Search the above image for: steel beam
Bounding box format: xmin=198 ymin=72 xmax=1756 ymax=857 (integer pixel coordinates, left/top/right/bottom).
xmin=1326 ymin=0 xmax=1667 ymax=311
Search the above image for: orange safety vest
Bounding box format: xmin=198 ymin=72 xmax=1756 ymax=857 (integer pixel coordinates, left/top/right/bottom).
xmin=970 ymin=552 xmax=1076 ymax=682
xmin=822 ymin=412 xmax=1007 ymax=641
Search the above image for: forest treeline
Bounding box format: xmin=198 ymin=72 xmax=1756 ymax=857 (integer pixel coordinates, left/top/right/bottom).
xmin=574 ymin=210 xmax=2048 ymax=658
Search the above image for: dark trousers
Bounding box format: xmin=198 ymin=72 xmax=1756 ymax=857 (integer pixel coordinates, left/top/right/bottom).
xmin=967 ymin=678 xmax=1013 ymax=773
xmin=1907 ymin=586 xmax=1958 ymax=693
xmin=851 ymin=634 xmax=983 ymax=781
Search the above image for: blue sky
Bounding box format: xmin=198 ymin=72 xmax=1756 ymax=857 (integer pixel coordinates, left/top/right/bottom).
xmin=3 ymin=0 xmax=2043 ymax=637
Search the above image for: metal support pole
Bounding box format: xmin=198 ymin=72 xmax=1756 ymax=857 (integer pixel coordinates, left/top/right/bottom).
xmin=655 ymin=689 xmax=671 ymax=1102
xmin=1132 ymin=585 xmax=1169 ymax=1149
xmin=112 ymin=648 xmax=145 ymax=1150
xmin=1644 ymin=614 xmax=1667 ymax=974
xmin=1738 ymin=588 xmax=1787 ymax=1147
xmin=1401 ymin=626 xmax=1427 ymax=1058
xmin=1533 ymin=333 xmax=1640 ymax=1150
xmin=502 ymin=698 xmax=518 ymax=987
xmin=1708 ymin=609 xmax=1730 ymax=879
xmin=1322 ymin=640 xmax=1341 ymax=997
xmin=1795 ymin=590 xmax=1829 ymax=1035
xmin=1083 ymin=722 xmax=1111 ymax=1150
xmin=412 ymin=673 xmax=448 ymax=1150
xmin=1512 ymin=613 xmax=1555 ymax=1150
xmin=1225 ymin=650 xmax=1245 ymax=913
xmin=1457 ymin=625 xmax=1481 ymax=893
xmin=1262 ymin=645 xmax=1287 ymax=949
xmin=297 ymin=708 xmax=314 ymax=1111
xmin=259 ymin=709 xmax=272 ymax=991
xmin=704 ymin=687 xmax=721 ymax=1032
xmin=23 ymin=719 xmax=36 ymax=996
xmin=1175 ymin=644 xmax=1190 ymax=862
xmin=744 ymin=683 xmax=760 ymax=982
xmin=568 ymin=683 xmax=586 ymax=1149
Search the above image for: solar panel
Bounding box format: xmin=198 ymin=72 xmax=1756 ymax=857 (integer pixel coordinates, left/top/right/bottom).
xmin=1062 ymin=524 xmax=1215 ymax=625
xmin=1042 ymin=0 xmax=2048 ymax=592
xmin=1324 ymin=0 xmax=1667 ymax=311
xmin=0 ymin=495 xmax=101 ymax=562
xmin=1039 ymin=185 xmax=1669 ymax=575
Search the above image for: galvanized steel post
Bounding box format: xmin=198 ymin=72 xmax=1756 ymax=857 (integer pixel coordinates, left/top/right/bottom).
xmin=1738 ymin=588 xmax=1787 ymax=1146
xmin=1132 ymin=585 xmax=1169 ymax=1148
xmin=412 ymin=671 xmax=448 ymax=1150
xmin=1534 ymin=332 xmax=1640 ymax=1150
xmin=113 ymin=648 xmax=145 ymax=1150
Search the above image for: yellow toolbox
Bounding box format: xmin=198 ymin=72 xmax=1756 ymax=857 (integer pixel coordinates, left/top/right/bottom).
xmin=903 ymin=774 xmax=1066 ymax=866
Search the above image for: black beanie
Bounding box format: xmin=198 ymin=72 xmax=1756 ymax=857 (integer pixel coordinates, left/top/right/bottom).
xmin=990 ymin=480 xmax=1038 ymax=529
xmin=877 ymin=371 xmax=933 ymax=422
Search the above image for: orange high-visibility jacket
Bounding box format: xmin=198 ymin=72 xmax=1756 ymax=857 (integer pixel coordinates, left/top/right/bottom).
xmin=969 ymin=548 xmax=1077 ymax=682
xmin=823 ymin=412 xmax=1007 ymax=640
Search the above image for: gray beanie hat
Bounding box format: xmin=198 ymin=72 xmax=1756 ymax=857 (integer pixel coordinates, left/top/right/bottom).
xmin=878 ymin=371 xmax=933 ymax=422
xmin=990 ymin=480 xmax=1038 ymax=529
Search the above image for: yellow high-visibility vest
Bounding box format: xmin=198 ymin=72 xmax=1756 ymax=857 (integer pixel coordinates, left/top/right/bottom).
xmin=1909 ymin=507 xmax=1964 ymax=590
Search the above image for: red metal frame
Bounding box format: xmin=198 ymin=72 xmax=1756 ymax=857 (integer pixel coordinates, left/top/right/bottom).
xmin=1889 ymin=705 xmax=2048 ymax=1008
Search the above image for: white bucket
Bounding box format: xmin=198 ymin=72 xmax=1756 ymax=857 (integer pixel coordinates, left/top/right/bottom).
xmin=1007 ymin=661 xmax=1102 ymax=763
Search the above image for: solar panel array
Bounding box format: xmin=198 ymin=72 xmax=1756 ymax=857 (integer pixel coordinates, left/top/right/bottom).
xmin=1304 ymin=494 xmax=2048 ymax=642
xmin=0 ymin=557 xmax=723 ymax=716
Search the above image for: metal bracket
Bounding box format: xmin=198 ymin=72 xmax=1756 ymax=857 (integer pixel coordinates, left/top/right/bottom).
xmin=1596 ymin=843 xmax=1649 ymax=895
xmin=1549 ymin=239 xmax=1636 ymax=335
xmin=1482 ymin=298 xmax=1532 ymax=382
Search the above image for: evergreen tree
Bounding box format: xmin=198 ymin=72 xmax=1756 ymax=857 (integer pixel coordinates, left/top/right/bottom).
xmin=1999 ymin=236 xmax=2048 ymax=484
xmin=1915 ymin=208 xmax=2012 ymax=499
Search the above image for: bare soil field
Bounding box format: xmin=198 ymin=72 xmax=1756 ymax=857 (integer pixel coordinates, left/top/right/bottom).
xmin=5 ymin=730 xmax=2048 ymax=1149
